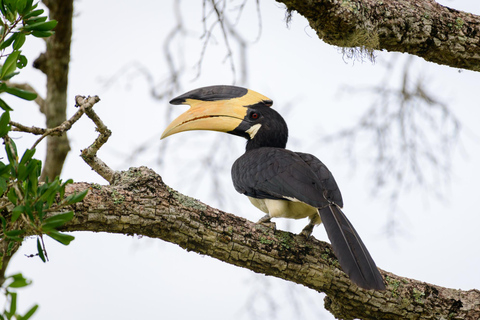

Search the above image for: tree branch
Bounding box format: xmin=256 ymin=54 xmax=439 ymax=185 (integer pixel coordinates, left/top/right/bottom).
xmin=277 ymin=0 xmax=480 ymax=71
xmin=75 ymin=95 xmax=115 ymax=184
xmin=59 ymin=167 xmax=480 ymax=320
xmin=10 ymin=95 xmax=92 ymax=150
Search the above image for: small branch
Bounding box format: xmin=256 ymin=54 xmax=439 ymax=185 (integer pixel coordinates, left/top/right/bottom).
xmin=10 ymin=100 xmax=88 ymax=150
xmin=75 ymin=95 xmax=115 ymax=184
xmin=10 ymin=121 xmax=47 ymax=135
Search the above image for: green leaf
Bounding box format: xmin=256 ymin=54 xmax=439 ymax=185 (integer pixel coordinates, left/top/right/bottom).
xmin=36 ymin=237 xmax=45 ymax=262
xmin=0 ymin=32 xmax=17 ymax=50
xmin=5 ymin=86 xmax=37 ymax=100
xmin=26 ymin=162 xmax=39 ymax=196
xmin=18 ymin=149 xmax=38 ymax=180
xmin=5 ymin=229 xmax=24 ymax=237
xmin=0 ymin=0 xmax=7 ymax=16
xmin=60 ymin=179 xmax=73 ymax=198
xmin=0 ymin=98 xmax=13 ymax=111
xmin=0 ymin=110 xmax=11 ymax=136
xmin=5 ymin=138 xmax=18 ymax=167
xmin=13 ymin=33 xmax=25 ymax=50
xmin=38 ymin=179 xmax=60 ymax=208
xmin=46 ymin=230 xmax=74 ymax=245
xmin=24 ymin=15 xmax=46 ymax=24
xmin=25 ymin=204 xmax=33 ymax=221
xmin=0 ymin=176 xmax=7 ymax=196
xmin=31 ymin=30 xmax=53 ymax=38
xmin=21 ymin=304 xmax=38 ymax=320
xmin=17 ymin=54 xmax=27 ymax=69
xmin=0 ymin=162 xmax=9 ymax=176
xmin=8 ymin=292 xmax=17 ymax=316
xmin=8 ymin=274 xmax=30 ymax=288
xmin=23 ymin=8 xmax=43 ymax=19
xmin=19 ymin=148 xmax=35 ymax=166
xmin=5 ymin=229 xmax=24 ymax=241
xmin=15 ymin=0 xmax=27 ymax=14
xmin=18 ymin=158 xmax=39 ymax=182
xmin=1 ymin=71 xmax=19 ymax=81
xmin=19 ymin=0 xmax=33 ymax=14
xmin=42 ymin=211 xmax=74 ymax=229
xmin=7 ymin=187 xmax=17 ymax=205
xmin=22 ymin=19 xmax=57 ymax=31
xmin=11 ymin=205 xmax=24 ymax=222
xmin=65 ymin=189 xmax=88 ymax=205
xmin=0 ymin=50 xmax=20 ymax=79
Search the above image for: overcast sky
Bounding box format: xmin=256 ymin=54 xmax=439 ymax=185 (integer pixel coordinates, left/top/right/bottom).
xmin=3 ymin=0 xmax=480 ymax=319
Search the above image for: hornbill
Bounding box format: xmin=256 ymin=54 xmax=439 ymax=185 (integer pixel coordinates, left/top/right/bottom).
xmin=161 ymin=85 xmax=386 ymax=290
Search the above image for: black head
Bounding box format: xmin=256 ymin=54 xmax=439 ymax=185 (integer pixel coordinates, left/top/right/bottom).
xmin=229 ymin=103 xmax=288 ymax=151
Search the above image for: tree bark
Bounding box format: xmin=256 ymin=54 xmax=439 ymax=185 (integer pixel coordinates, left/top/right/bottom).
xmin=276 ymin=0 xmax=480 ymax=72
xmin=37 ymin=0 xmax=74 ymax=181
xmin=58 ymin=166 xmax=480 ymax=320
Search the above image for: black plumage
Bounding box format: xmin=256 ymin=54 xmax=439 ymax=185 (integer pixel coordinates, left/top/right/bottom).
xmin=231 ymin=114 xmax=385 ymax=290
xmin=162 ymin=85 xmax=386 ymax=290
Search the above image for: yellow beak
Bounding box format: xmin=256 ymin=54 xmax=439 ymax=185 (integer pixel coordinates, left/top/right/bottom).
xmin=161 ymin=88 xmax=271 ymax=139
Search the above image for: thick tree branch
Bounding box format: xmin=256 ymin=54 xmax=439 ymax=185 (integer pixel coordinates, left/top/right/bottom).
xmin=59 ymin=167 xmax=480 ymax=320
xmin=277 ymin=0 xmax=480 ymax=71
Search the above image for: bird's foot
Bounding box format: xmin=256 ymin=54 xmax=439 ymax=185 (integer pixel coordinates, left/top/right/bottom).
xmin=256 ymin=214 xmax=276 ymax=231
xmin=299 ymin=223 xmax=314 ymax=239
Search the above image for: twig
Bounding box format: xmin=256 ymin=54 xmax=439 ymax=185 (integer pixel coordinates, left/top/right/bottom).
xmin=75 ymin=95 xmax=115 ymax=184
xmin=10 ymin=101 xmax=88 ymax=150
xmin=10 ymin=121 xmax=47 ymax=135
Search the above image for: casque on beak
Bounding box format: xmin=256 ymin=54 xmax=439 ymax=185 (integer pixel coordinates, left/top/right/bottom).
xmin=161 ymin=87 xmax=272 ymax=139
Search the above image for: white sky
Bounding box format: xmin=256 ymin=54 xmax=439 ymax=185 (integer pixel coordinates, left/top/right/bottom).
xmin=3 ymin=0 xmax=480 ymax=319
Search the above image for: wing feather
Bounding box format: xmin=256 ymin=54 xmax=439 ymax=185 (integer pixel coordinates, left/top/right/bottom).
xmin=232 ymin=147 xmax=385 ymax=290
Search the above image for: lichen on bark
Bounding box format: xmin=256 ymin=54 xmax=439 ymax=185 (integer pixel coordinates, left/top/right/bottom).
xmin=57 ymin=167 xmax=480 ymax=320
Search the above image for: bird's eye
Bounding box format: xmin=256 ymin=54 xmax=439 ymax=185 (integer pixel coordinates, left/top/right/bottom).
xmin=250 ymin=112 xmax=259 ymax=120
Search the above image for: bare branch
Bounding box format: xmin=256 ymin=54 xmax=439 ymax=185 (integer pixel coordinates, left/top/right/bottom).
xmin=9 ymin=98 xmax=89 ymax=150
xmin=326 ymin=55 xmax=461 ymax=216
xmin=74 ymin=95 xmax=115 ymax=184
xmin=10 ymin=122 xmax=47 ymax=135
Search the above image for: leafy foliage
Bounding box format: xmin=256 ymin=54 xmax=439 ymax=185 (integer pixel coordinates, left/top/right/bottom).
xmin=0 ymin=0 xmax=58 ymax=111
xmin=0 ymin=131 xmax=88 ymax=259
xmin=0 ymin=1 xmax=88 ymax=318
xmin=0 ymin=273 xmax=38 ymax=320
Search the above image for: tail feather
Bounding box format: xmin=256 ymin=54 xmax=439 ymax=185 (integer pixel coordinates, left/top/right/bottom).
xmin=318 ymin=205 xmax=386 ymax=290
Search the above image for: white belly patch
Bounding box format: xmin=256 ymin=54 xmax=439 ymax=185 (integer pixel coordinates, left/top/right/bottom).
xmin=247 ymin=197 xmax=320 ymax=222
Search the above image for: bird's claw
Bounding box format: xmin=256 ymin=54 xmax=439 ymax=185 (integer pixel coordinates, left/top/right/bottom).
xmin=256 ymin=214 xmax=276 ymax=231
xmin=299 ymin=223 xmax=314 ymax=239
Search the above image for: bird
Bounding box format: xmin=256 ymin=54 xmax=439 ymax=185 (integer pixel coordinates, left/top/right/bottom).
xmin=161 ymin=85 xmax=386 ymax=290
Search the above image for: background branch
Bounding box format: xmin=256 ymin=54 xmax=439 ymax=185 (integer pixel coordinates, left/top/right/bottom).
xmin=38 ymin=0 xmax=74 ymax=182
xmin=276 ymin=0 xmax=480 ymax=71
